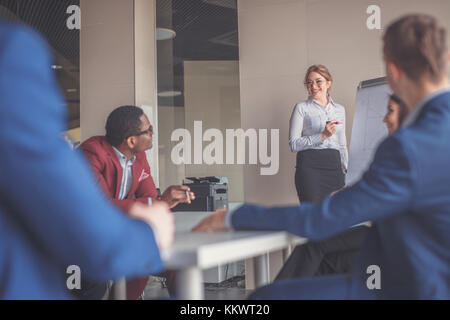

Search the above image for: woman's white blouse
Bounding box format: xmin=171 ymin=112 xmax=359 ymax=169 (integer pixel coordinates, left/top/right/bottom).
xmin=289 ymin=96 xmax=348 ymax=170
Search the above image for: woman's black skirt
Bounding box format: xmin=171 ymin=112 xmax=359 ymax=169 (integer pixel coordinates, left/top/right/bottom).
xmin=295 ymin=149 xmax=345 ymax=203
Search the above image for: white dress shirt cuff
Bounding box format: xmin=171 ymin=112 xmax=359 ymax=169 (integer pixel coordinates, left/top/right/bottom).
xmin=311 ymin=133 xmax=323 ymax=146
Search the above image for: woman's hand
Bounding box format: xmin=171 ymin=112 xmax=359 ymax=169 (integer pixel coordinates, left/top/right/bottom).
xmin=321 ymin=121 xmax=337 ymax=141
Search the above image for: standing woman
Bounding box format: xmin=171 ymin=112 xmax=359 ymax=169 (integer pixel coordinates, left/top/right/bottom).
xmin=275 ymin=94 xmax=410 ymax=281
xmin=290 ymin=65 xmax=348 ymax=203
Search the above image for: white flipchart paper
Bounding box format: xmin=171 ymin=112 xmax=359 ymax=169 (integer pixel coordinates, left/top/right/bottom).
xmin=347 ymin=81 xmax=391 ymax=186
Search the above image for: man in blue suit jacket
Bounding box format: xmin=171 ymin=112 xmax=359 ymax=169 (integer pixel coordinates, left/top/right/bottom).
xmin=194 ymin=14 xmax=450 ymax=299
xmin=0 ymin=22 xmax=174 ymax=299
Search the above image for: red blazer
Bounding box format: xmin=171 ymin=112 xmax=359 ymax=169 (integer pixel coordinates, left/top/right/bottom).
xmin=80 ymin=136 xmax=158 ymax=300
xmin=80 ymin=136 xmax=158 ymax=212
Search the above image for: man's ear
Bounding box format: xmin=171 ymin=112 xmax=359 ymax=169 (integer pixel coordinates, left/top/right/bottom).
xmin=387 ymin=61 xmax=401 ymax=82
xmin=126 ymin=136 xmax=137 ymax=149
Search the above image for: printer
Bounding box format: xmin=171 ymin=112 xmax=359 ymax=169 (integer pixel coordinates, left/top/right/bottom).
xmin=173 ymin=176 xmax=229 ymax=212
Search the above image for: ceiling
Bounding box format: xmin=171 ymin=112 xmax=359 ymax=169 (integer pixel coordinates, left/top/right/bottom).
xmin=157 ymin=0 xmax=239 ymax=107
xmin=0 ymin=0 xmax=79 ymax=65
xmin=0 ymin=0 xmax=239 ymax=125
xmin=166 ymin=0 xmax=238 ymax=60
xmin=0 ymin=0 xmax=80 ymax=129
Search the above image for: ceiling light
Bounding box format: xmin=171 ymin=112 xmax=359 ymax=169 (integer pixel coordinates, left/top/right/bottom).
xmin=156 ymin=28 xmax=176 ymax=41
xmin=51 ymin=65 xmax=63 ymax=70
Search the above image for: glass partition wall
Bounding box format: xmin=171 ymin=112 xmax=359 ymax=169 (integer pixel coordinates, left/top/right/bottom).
xmin=156 ymin=0 xmax=243 ymax=202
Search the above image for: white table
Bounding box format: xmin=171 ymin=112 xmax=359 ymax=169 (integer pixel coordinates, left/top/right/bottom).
xmin=113 ymin=211 xmax=306 ymax=300
xmin=161 ymin=211 xmax=306 ymax=299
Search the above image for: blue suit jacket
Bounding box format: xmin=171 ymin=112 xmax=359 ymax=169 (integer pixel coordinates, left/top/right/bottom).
xmin=0 ymin=23 xmax=163 ymax=299
xmin=232 ymin=91 xmax=450 ymax=299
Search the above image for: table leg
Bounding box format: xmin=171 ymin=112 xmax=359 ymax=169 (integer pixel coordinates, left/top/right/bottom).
xmin=112 ymin=278 xmax=126 ymax=300
xmin=282 ymin=244 xmax=293 ymax=263
xmin=253 ymin=253 xmax=269 ymax=288
xmin=175 ymin=267 xmax=204 ymax=300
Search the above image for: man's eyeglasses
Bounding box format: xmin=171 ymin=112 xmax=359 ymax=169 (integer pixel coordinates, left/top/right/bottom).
xmin=133 ymin=126 xmax=153 ymax=136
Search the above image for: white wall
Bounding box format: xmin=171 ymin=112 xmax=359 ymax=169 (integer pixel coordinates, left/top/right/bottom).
xmin=238 ymin=0 xmax=450 ymax=206
xmin=238 ymin=0 xmax=308 ymax=206
xmin=80 ymin=0 xmax=135 ymax=141
xmin=80 ymin=0 xmax=160 ymax=185
xmin=135 ymin=0 xmax=159 ymax=187
xmin=183 ymin=61 xmax=244 ymax=202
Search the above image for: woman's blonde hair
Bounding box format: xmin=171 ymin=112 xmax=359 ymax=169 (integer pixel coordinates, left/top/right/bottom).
xmin=304 ymin=64 xmax=333 ymax=93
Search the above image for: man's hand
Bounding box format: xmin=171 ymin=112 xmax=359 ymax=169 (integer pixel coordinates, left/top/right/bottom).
xmin=129 ymin=202 xmax=174 ymax=250
xmin=159 ymin=185 xmax=195 ymax=209
xmin=192 ymin=208 xmax=228 ymax=232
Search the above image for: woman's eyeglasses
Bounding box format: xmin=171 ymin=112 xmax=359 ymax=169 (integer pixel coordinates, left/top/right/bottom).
xmin=304 ymin=79 xmax=326 ymax=87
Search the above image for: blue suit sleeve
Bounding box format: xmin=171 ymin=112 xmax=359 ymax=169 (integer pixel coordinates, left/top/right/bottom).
xmin=232 ymin=134 xmax=416 ymax=240
xmin=0 ymin=26 xmax=163 ymax=280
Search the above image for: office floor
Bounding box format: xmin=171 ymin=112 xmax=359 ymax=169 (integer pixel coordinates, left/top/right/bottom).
xmin=144 ymin=275 xmax=251 ymax=300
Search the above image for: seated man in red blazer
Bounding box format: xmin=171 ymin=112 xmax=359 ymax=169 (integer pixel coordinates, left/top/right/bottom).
xmin=80 ymin=105 xmax=194 ymax=299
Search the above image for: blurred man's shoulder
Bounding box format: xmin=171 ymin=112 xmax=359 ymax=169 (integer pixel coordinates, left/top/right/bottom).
xmin=0 ymin=21 xmax=51 ymax=62
xmin=0 ymin=21 xmax=43 ymax=43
